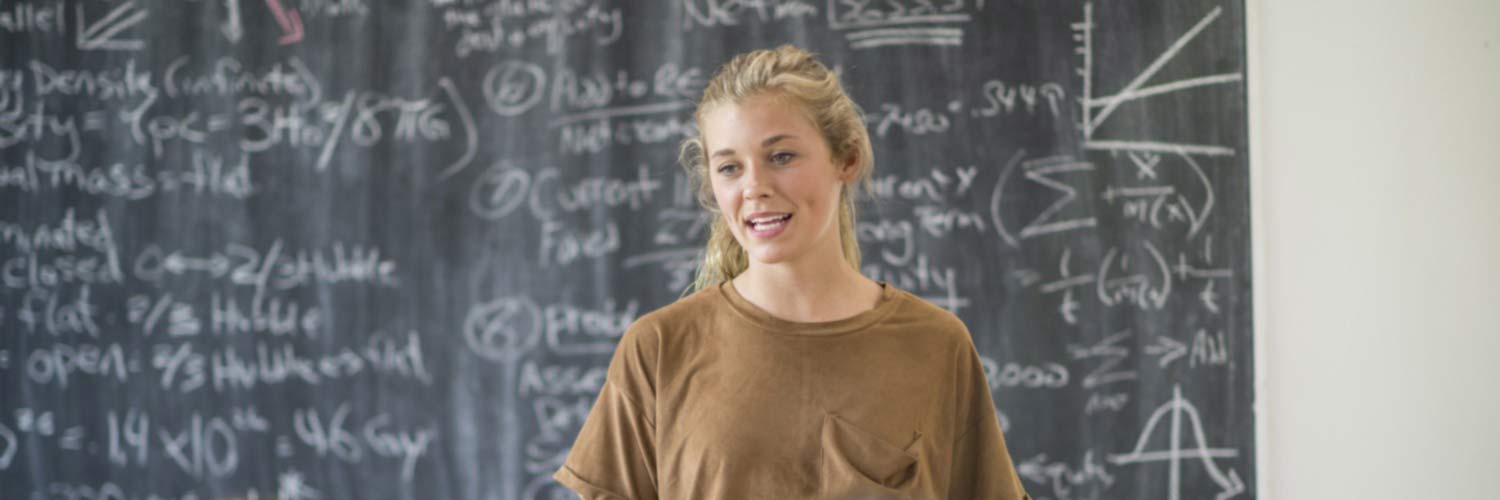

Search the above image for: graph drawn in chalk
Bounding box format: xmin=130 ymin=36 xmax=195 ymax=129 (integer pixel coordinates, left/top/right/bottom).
xmin=1073 ymin=2 xmax=1243 ymax=157
xmin=1108 ymin=385 xmax=1246 ymax=500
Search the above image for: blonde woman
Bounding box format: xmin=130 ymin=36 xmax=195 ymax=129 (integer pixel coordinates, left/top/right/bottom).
xmin=555 ymin=45 xmax=1031 ymax=500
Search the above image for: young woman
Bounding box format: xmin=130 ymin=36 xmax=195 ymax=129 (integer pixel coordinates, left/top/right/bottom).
xmin=555 ymin=45 xmax=1031 ymax=500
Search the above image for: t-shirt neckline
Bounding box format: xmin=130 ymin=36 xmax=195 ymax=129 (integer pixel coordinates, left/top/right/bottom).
xmin=717 ymin=279 xmax=903 ymax=337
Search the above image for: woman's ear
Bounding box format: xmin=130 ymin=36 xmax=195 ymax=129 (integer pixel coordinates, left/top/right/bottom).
xmin=838 ymin=150 xmax=860 ymax=183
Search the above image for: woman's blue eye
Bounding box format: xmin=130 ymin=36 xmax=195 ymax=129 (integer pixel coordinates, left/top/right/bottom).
xmin=772 ymin=152 xmax=796 ymax=164
xmin=716 ymin=164 xmax=738 ymax=174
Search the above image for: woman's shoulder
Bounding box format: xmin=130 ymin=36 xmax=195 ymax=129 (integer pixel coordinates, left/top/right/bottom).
xmin=883 ymin=284 xmax=968 ymax=326
xmin=622 ymin=284 xmax=726 ymax=337
xmin=879 ymin=283 xmax=978 ymax=346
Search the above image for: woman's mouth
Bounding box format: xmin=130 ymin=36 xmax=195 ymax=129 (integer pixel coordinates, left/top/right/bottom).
xmin=745 ymin=213 xmax=792 ymax=238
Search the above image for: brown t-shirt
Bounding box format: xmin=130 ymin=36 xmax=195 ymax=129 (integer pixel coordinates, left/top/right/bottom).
xmin=554 ymin=281 xmax=1031 ymax=499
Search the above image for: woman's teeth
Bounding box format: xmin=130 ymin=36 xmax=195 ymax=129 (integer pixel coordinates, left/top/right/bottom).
xmin=749 ymin=214 xmax=790 ymax=229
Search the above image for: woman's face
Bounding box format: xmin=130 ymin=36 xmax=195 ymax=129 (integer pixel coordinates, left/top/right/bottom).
xmin=702 ymin=95 xmax=852 ymax=268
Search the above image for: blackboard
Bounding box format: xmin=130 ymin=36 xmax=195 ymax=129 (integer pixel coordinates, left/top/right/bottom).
xmin=0 ymin=1 xmax=1253 ymax=499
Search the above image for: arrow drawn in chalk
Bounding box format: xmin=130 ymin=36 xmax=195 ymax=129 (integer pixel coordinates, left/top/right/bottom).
xmin=75 ymin=1 xmax=148 ymax=51
xmin=265 ymin=0 xmax=304 ymax=45
xmin=1143 ymin=335 xmax=1188 ymax=368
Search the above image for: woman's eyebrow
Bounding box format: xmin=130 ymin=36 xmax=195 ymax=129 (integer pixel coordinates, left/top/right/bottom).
xmin=760 ymin=134 xmax=794 ymax=148
xmin=710 ymin=133 xmax=796 ymax=159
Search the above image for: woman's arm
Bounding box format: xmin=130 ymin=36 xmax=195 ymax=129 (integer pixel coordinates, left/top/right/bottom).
xmin=554 ymin=322 xmax=661 ymax=499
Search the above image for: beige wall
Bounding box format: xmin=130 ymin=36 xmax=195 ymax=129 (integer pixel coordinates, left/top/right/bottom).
xmin=1252 ymin=0 xmax=1500 ymax=498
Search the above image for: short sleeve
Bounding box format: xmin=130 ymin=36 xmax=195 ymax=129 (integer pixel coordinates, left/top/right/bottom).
xmin=948 ymin=335 xmax=1032 ymax=499
xmin=553 ymin=321 xmax=660 ymax=499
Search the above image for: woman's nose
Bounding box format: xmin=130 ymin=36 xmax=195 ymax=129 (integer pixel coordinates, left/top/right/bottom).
xmin=741 ymin=162 xmax=771 ymax=199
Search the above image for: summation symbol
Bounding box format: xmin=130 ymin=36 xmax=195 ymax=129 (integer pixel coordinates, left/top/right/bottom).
xmin=1067 ymin=329 xmax=1137 ymax=389
xmin=1109 ymin=385 xmax=1246 ymax=500
xmin=991 ymin=151 xmax=1099 ymax=248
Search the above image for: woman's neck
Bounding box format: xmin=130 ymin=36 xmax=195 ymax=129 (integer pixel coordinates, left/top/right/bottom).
xmin=732 ymin=251 xmax=882 ymax=323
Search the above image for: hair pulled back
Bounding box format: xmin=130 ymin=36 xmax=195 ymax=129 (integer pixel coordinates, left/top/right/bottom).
xmin=679 ymin=45 xmax=875 ymax=293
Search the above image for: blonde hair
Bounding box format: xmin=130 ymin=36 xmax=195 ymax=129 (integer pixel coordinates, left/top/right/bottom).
xmin=679 ymin=45 xmax=875 ymax=293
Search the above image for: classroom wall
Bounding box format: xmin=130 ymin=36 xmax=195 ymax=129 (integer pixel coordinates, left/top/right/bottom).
xmin=1252 ymin=1 xmax=1500 ymax=498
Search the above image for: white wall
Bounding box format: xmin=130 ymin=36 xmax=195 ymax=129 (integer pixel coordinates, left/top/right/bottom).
xmin=1252 ymin=1 xmax=1500 ymax=498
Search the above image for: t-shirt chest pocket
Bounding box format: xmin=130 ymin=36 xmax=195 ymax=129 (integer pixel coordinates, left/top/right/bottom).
xmin=820 ymin=412 xmax=924 ymax=499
